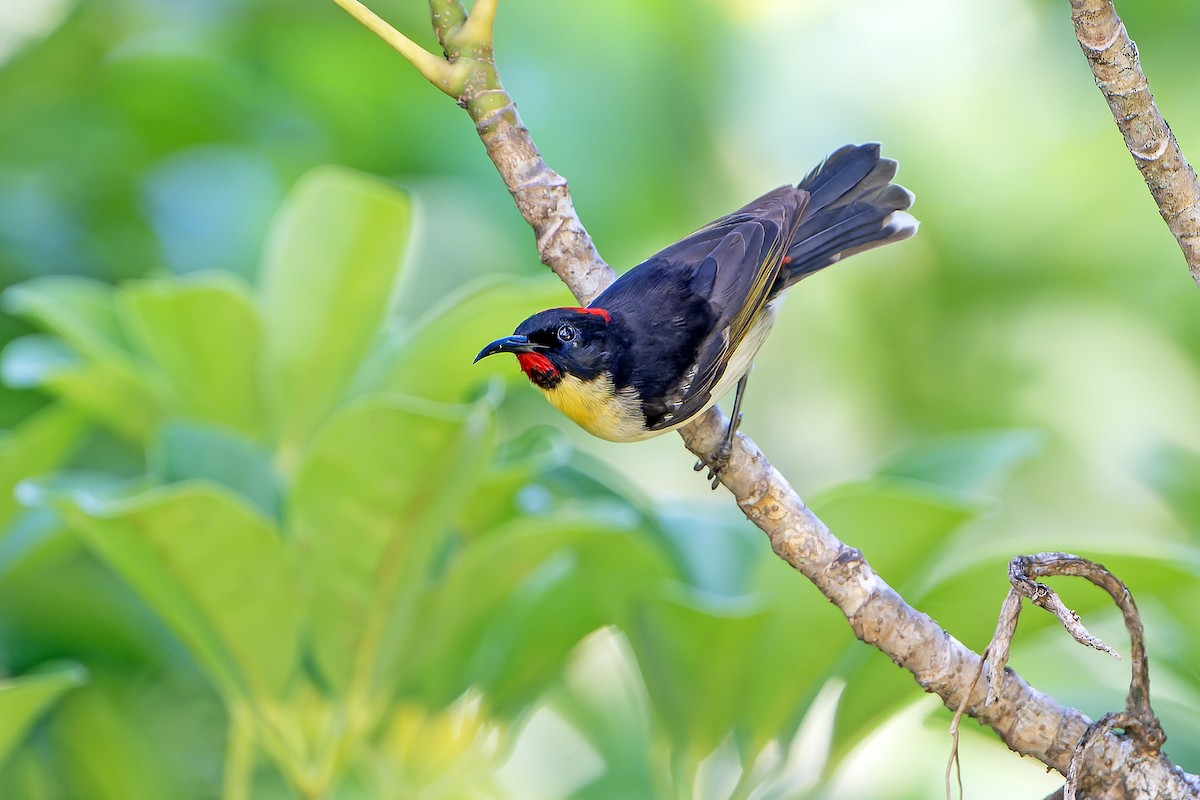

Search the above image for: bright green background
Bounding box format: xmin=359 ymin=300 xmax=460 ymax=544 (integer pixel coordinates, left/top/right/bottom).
xmin=1 ymin=0 xmax=1199 ymax=798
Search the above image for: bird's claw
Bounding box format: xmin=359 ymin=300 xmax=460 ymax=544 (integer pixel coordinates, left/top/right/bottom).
xmin=691 ymin=457 xmax=725 ymax=490
xmin=693 ymin=415 xmax=739 ymax=490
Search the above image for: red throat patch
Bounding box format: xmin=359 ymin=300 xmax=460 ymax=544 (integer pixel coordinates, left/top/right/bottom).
xmin=561 ymin=306 xmax=611 ymax=322
xmin=516 ymin=351 xmax=558 ymax=379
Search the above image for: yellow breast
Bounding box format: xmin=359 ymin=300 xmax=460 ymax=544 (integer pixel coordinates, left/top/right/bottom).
xmin=540 ymin=373 xmax=653 ymax=442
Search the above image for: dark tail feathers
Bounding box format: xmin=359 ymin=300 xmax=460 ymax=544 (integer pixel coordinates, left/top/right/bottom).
xmin=780 ymin=143 xmax=917 ymax=288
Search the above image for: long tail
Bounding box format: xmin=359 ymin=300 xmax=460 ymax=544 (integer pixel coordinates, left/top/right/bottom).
xmin=778 ymin=143 xmax=917 ymax=289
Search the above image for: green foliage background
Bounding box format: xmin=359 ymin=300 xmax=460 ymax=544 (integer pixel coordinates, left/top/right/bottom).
xmin=1 ymin=0 xmax=1199 ymax=798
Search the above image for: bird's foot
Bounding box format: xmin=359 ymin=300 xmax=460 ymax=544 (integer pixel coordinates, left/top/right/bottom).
xmin=692 ymin=413 xmax=740 ymax=490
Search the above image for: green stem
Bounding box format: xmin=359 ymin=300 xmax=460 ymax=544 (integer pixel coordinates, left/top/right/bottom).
xmin=330 ymin=0 xmax=469 ymax=96
xmin=453 ymin=0 xmax=496 ymax=53
xmin=222 ymin=703 xmax=255 ymax=800
xmin=252 ymin=700 xmax=326 ymax=800
xmin=427 ymin=0 xmax=467 ymax=47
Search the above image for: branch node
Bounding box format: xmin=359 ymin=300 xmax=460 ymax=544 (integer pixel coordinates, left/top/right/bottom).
xmin=1131 ymin=136 xmax=1170 ymax=162
xmin=535 ymin=216 xmax=567 ymax=253
xmin=471 ymin=92 xmax=519 ymax=132
xmin=330 ymin=0 xmax=468 ymax=97
xmin=1078 ymin=19 xmax=1125 ymax=52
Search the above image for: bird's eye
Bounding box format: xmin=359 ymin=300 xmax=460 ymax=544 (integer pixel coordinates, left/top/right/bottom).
xmin=556 ymin=324 xmax=577 ymax=342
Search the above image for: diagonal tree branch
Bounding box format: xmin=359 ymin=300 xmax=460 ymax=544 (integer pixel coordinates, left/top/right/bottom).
xmin=1069 ymin=0 xmax=1200 ymax=284
xmin=330 ymin=1 xmax=1200 ymax=796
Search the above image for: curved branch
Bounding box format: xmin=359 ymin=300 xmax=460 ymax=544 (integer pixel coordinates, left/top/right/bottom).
xmin=1070 ymin=0 xmax=1200 ymax=283
xmin=331 ymin=1 xmax=1200 ymax=796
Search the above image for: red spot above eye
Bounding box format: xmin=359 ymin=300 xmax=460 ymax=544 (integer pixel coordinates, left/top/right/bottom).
xmin=560 ymin=306 xmax=611 ymax=322
xmin=516 ymin=351 xmax=558 ymax=378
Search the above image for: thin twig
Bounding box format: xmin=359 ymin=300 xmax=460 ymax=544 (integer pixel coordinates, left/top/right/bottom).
xmin=986 ymin=583 xmax=1022 ymax=705
xmin=328 ymin=0 xmax=468 ymax=94
xmin=1008 ymin=555 xmax=1120 ymax=659
xmin=1004 ymin=553 xmax=1166 ymax=753
xmin=946 ymin=645 xmax=989 ymax=800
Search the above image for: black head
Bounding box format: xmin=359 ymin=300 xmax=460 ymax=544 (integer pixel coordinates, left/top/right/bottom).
xmin=474 ymin=306 xmax=614 ymax=389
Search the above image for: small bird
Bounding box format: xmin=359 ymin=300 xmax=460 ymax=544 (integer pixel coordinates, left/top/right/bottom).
xmin=475 ymin=143 xmax=917 ymax=487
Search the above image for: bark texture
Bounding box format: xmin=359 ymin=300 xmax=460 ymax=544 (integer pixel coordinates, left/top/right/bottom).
xmin=1070 ymin=0 xmax=1200 ymax=283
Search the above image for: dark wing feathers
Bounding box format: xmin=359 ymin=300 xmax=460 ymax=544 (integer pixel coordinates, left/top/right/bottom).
xmin=592 ymin=144 xmax=915 ymax=431
xmin=595 ymin=187 xmax=807 ymax=431
xmin=596 ymin=259 xmax=716 ymax=430
xmin=783 ymin=143 xmax=917 ymax=284
xmin=798 ymin=143 xmax=883 ymax=208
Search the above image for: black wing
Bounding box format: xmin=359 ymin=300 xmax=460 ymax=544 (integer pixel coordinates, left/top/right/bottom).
xmin=781 ymin=143 xmax=917 ymax=285
xmin=593 ymin=186 xmax=808 ymax=430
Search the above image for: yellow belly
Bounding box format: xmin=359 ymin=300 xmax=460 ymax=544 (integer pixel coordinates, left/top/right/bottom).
xmin=541 ymin=373 xmax=654 ymax=442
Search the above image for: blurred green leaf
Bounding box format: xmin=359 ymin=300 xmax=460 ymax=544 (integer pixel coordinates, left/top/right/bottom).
xmin=453 ymin=425 xmax=573 ymax=535
xmin=0 ymin=319 xmax=161 ymax=441
xmin=813 ymin=480 xmax=976 ymax=596
xmin=150 ymin=420 xmax=281 ymax=521
xmin=43 ymin=681 xmax=183 ymax=800
xmin=290 ymin=393 xmax=495 ymax=696
xmin=548 ymin=631 xmax=658 ymax=800
xmin=117 ymin=274 xmax=265 ymax=435
xmin=1 ymin=277 xmax=129 ymax=361
xmin=828 ymin=647 xmax=934 ymax=769
xmin=0 ymin=335 xmax=78 ymax=390
xmin=58 ymin=483 xmax=298 ymax=700
xmin=0 ymin=509 xmax=77 ymax=587
xmin=878 ymin=428 xmax=1046 ymax=498
xmin=738 ymin=555 xmax=853 ymax=759
xmin=0 ymin=524 xmax=198 ymax=678
xmin=0 ymin=662 xmax=87 ymax=769
xmin=37 ymin=360 xmax=160 ymax=441
xmin=810 ymin=478 xmax=998 ymax=765
xmin=260 ymin=167 xmax=412 ymax=463
xmin=633 ymin=503 xmax=845 ymax=759
xmin=1139 ymin=442 xmax=1200 ymax=534
xmin=407 ymin=517 xmax=672 ymax=717
xmin=652 ymin=504 xmax=761 ymax=598
xmin=0 ymin=403 xmax=84 ymax=529
xmin=365 ymin=275 xmax=570 ymax=403
xmin=627 ymin=587 xmax=769 ymax=768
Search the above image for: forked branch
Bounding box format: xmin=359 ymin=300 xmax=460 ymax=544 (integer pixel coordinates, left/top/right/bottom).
xmin=332 ymin=0 xmax=614 ymax=302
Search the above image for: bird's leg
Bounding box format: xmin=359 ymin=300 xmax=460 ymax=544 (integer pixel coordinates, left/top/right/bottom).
xmin=693 ymin=371 xmax=748 ymax=489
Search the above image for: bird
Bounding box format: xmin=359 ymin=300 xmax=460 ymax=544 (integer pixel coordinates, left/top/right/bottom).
xmin=475 ymin=143 xmax=917 ymax=487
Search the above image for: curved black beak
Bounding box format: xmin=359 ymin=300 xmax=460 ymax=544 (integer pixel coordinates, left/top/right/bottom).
xmin=474 ymin=334 xmax=539 ymax=363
